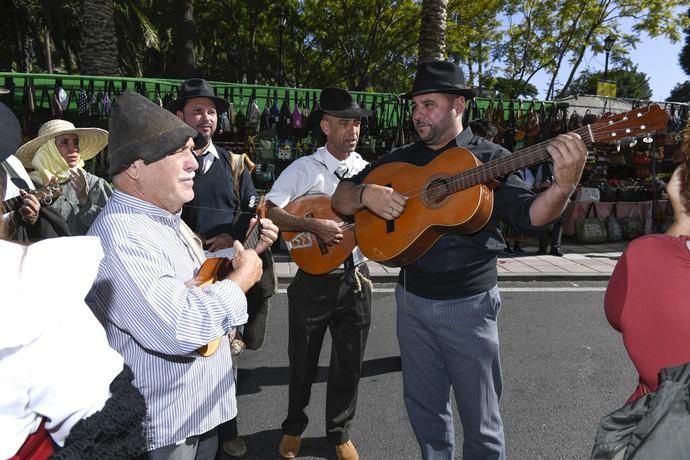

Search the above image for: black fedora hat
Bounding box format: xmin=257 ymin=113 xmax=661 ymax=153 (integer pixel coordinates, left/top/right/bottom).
xmin=319 ymin=87 xmax=370 ymax=119
xmin=404 ymin=61 xmax=476 ymax=99
xmin=168 ymin=78 xmax=230 ymax=113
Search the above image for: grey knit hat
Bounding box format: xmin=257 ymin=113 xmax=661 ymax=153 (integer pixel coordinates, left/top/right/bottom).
xmin=0 ymin=102 xmax=22 ymax=163
xmin=108 ymin=91 xmax=197 ymax=176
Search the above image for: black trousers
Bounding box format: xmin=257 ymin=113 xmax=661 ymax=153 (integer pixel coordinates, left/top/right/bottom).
xmin=282 ymin=264 xmax=372 ymax=445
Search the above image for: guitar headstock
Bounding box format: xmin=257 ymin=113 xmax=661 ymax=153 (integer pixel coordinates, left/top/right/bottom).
xmin=588 ymin=104 xmax=669 ymax=146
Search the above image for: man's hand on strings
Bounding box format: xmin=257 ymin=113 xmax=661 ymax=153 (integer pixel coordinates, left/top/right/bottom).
xmin=361 ymin=183 xmax=408 ymax=220
xmin=310 ymin=218 xmax=345 ymax=246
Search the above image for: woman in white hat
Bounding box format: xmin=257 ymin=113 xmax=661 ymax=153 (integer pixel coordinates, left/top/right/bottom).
xmin=16 ymin=119 xmax=112 ymax=235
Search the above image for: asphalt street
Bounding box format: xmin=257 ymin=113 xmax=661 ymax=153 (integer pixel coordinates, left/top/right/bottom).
xmin=228 ymin=281 xmax=636 ymax=460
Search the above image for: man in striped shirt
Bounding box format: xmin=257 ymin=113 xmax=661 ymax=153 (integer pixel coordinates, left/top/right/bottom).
xmin=86 ymin=91 xmax=277 ymax=459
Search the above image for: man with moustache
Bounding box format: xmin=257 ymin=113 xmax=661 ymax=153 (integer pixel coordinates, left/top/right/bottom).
xmin=266 ymin=87 xmax=372 ymax=460
xmin=332 ymin=61 xmax=587 ymax=460
xmin=86 ymin=91 xmax=277 ymax=459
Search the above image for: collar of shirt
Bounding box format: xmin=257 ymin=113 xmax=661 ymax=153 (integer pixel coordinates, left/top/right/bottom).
xmin=198 ymin=142 xmax=220 ymax=174
xmin=454 ymin=127 xmax=475 ymax=148
xmin=111 ymin=189 xmax=183 ymax=231
xmin=314 ymin=146 xmax=352 ymax=178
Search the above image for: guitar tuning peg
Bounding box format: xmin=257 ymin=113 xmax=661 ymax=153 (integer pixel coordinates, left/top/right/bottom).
xmin=643 ymin=135 xmax=654 ymax=144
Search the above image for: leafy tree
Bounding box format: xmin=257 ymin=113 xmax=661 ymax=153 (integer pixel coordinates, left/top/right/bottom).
xmin=680 ymin=8 xmax=690 ymax=76
xmin=80 ymin=0 xmax=121 ymax=76
xmin=501 ymin=0 xmax=690 ymax=100
xmin=492 ymin=77 xmax=538 ymax=99
xmin=565 ymin=65 xmax=652 ymax=100
xmin=668 ymin=81 xmax=690 ymax=102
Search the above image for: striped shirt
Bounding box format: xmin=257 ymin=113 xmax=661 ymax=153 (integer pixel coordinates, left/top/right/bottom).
xmin=86 ymin=190 xmax=248 ymax=451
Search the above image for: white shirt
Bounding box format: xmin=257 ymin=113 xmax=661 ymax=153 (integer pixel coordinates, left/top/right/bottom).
xmin=0 ymin=236 xmax=123 ymax=458
xmin=266 ymin=146 xmax=368 ymax=265
xmin=198 ymin=141 xmax=220 ymax=174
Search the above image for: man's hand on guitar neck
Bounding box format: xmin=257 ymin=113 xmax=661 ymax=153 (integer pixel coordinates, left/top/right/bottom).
xmin=254 ymin=217 xmax=279 ymax=253
xmin=18 ymin=190 xmax=41 ymax=226
xmin=227 ymin=240 xmax=263 ymax=293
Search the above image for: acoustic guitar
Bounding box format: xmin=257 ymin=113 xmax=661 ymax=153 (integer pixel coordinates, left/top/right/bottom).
xmin=194 ymin=197 xmax=266 ymax=357
xmin=281 ymin=194 xmax=356 ymax=275
xmin=355 ymin=104 xmax=670 ymax=267
xmin=0 ymin=182 xmax=62 ymax=214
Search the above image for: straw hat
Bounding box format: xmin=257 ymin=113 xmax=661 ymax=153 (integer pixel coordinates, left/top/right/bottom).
xmin=16 ymin=119 xmax=108 ymax=168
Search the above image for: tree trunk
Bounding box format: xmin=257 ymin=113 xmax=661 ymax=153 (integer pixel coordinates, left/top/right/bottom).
xmin=418 ymin=0 xmax=448 ymax=63
xmin=79 ymin=0 xmax=120 ymax=76
xmin=173 ymin=0 xmax=196 ymax=79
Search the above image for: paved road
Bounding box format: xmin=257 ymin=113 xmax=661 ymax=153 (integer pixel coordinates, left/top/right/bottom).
xmin=228 ymin=281 xmax=635 ymax=459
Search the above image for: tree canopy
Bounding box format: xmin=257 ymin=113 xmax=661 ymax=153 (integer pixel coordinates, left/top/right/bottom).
xmin=1 ymin=0 xmax=688 ymax=99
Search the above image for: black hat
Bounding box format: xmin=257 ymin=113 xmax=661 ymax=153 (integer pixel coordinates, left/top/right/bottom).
xmin=404 ymin=61 xmax=476 ymax=99
xmin=108 ymin=91 xmax=197 ymax=177
xmin=167 ymin=78 xmax=230 ymax=113
xmin=0 ymin=102 xmax=21 ymax=163
xmin=319 ymin=87 xmax=370 ymax=119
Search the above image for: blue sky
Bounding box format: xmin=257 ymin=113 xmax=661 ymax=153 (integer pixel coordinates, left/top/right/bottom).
xmin=529 ymin=32 xmax=688 ymax=102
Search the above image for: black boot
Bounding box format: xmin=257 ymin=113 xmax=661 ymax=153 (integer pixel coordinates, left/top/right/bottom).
xmin=550 ymin=246 xmax=564 ymax=257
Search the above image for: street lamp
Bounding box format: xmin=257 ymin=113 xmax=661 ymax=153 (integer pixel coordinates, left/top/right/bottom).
xmin=278 ymin=11 xmax=287 ymax=86
xmin=603 ymin=35 xmax=616 ymax=80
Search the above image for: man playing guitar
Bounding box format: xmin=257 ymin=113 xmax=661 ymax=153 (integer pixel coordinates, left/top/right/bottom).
xmin=332 ymin=60 xmax=587 ymax=460
xmin=266 ymin=87 xmax=372 ymax=460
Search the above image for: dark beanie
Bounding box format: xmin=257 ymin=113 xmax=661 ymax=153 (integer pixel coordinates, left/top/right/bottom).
xmin=0 ymin=102 xmax=22 ymax=162
xmin=108 ymin=91 xmax=197 ymax=177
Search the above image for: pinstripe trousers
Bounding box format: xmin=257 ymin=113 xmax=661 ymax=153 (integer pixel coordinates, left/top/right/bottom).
xmin=395 ymin=285 xmax=505 ymax=460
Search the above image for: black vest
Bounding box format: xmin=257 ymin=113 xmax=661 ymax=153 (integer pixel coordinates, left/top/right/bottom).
xmin=182 ymin=150 xmax=243 ymax=241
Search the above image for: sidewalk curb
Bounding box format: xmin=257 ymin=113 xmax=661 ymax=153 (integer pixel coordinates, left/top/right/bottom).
xmin=277 ymin=272 xmax=612 ymax=284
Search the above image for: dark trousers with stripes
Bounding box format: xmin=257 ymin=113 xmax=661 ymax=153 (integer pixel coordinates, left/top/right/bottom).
xmin=281 ymin=264 xmax=372 ymax=446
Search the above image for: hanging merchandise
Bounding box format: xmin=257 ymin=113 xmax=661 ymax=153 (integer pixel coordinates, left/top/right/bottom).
xmin=102 ymin=82 xmax=113 ymax=117
xmin=153 ymin=83 xmax=163 ymax=107
xmin=235 ymin=89 xmax=247 ymax=135
xmin=77 ymin=84 xmax=89 ymax=116
xmin=368 ymin=95 xmax=379 ymax=137
xmin=493 ymin=98 xmax=505 ymax=145
xmin=227 ymin=87 xmax=237 ymax=135
xmin=88 ymin=81 xmax=99 ymax=117
xmin=52 ymin=81 xmax=69 ymax=117
xmin=277 ymin=138 xmax=293 ymax=161
xmin=22 ymin=79 xmax=35 ymax=114
xmin=270 ymin=90 xmax=280 ymax=130
xmin=291 ymin=92 xmax=304 ymax=138
xmin=259 ymin=96 xmax=272 ymax=132
xmin=247 ymin=88 xmax=261 ymax=134
xmin=278 ymin=90 xmax=293 ymax=139
xmin=306 ymin=92 xmax=321 ymax=136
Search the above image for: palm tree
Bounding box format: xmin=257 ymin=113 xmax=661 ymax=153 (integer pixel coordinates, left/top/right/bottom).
xmin=80 ymin=0 xmax=121 ymax=75
xmin=418 ymin=0 xmax=448 ymax=63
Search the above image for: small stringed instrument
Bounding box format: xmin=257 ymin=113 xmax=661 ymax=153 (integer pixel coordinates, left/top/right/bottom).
xmin=195 ymin=197 xmax=266 ymax=357
xmin=281 ymin=194 xmax=356 ymax=275
xmin=355 ymin=104 xmax=670 ymax=267
xmin=0 ymin=183 xmax=62 ymax=214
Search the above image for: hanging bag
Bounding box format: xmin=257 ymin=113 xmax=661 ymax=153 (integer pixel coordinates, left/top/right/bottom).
xmin=620 ymin=204 xmax=644 ymax=240
xmin=575 ymin=203 xmax=608 ymax=244
xmin=606 ymin=203 xmax=623 ymax=242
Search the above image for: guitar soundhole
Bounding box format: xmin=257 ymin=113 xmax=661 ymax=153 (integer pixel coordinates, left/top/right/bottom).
xmin=424 ymin=178 xmax=451 ymax=207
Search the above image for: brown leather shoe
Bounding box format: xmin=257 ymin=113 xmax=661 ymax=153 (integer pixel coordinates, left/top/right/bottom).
xmin=335 ymin=440 xmax=359 ymax=460
xmin=278 ymin=434 xmax=301 ymax=459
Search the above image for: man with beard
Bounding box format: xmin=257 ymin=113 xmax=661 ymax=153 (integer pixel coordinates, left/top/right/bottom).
xmin=171 ymin=78 xmax=276 ymax=458
xmin=332 ymin=61 xmax=587 ymax=460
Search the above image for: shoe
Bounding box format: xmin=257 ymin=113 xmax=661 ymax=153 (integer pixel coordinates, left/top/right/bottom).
xmin=223 ymin=436 xmax=247 ymax=457
xmin=278 ymin=434 xmax=301 ymax=459
xmin=335 ymin=440 xmax=359 ymax=460
xmin=550 ymin=248 xmax=564 ymax=257
xmin=536 ymin=249 xmax=547 ymax=255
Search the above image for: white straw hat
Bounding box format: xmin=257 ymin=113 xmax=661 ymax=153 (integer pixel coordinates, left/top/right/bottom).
xmin=16 ymin=119 xmax=108 ymax=168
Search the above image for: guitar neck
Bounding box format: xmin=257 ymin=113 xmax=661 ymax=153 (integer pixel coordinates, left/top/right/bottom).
xmin=1 ymin=195 xmax=23 ymax=214
xmin=451 ymin=125 xmax=594 ymax=191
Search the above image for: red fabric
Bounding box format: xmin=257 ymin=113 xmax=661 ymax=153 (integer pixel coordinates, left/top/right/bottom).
xmin=605 ymin=234 xmax=690 ymax=400
xmin=10 ymin=420 xmax=55 ymax=460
